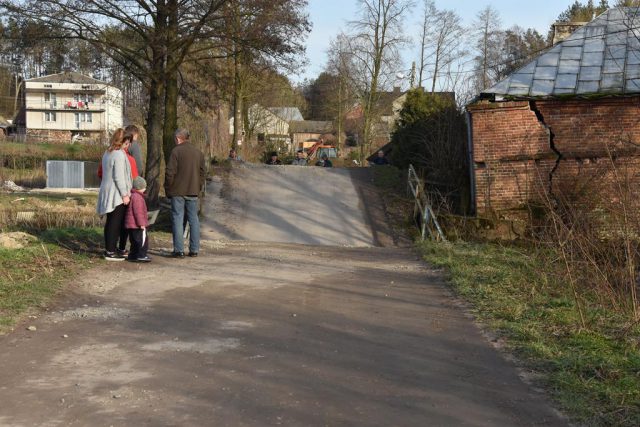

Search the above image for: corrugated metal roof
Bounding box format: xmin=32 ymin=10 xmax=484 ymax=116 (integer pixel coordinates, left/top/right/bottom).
xmin=484 ymin=8 xmax=640 ymax=98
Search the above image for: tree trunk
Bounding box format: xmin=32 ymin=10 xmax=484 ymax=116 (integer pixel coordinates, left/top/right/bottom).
xmin=232 ymin=53 xmax=242 ymax=149
xmin=145 ymin=78 xmax=165 ymax=208
xmin=162 ymin=0 xmax=179 ymax=166
xmin=431 ymin=48 xmax=440 ymax=93
xmin=162 ymin=70 xmax=179 ymax=167
xmin=337 ymin=80 xmax=343 ymax=154
xmin=144 ymin=0 xmax=168 ymax=208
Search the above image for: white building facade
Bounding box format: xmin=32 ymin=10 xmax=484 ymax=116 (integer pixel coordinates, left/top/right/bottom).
xmin=24 ymin=72 xmax=123 ymax=143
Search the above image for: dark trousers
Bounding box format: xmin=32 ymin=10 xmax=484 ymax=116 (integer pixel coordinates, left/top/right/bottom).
xmin=128 ymin=228 xmax=148 ymax=259
xmin=104 ymin=204 xmax=126 ymax=253
xmin=119 ymin=224 xmax=129 ymax=252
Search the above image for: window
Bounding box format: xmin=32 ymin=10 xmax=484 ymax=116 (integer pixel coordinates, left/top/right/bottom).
xmin=75 ymin=112 xmax=92 ymax=124
xmin=73 ymin=93 xmax=94 ymax=103
xmin=44 ymin=92 xmax=57 ymax=107
xmin=44 ymin=112 xmax=56 ymax=122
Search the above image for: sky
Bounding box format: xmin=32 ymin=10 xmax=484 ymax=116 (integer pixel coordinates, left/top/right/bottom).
xmin=296 ymin=0 xmax=583 ymax=84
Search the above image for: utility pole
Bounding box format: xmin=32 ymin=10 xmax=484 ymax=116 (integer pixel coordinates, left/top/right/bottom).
xmin=410 ymin=62 xmax=416 ymax=89
xmin=12 ymin=55 xmax=23 ymax=120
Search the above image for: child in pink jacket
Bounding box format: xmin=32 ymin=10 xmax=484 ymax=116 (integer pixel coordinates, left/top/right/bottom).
xmin=125 ymin=176 xmax=151 ymax=262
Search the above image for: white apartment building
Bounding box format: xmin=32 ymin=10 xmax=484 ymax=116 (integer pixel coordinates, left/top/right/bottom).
xmin=24 ymin=71 xmax=123 ymax=143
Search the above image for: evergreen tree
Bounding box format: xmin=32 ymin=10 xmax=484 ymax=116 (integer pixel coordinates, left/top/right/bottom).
xmin=390 ymin=88 xmax=469 ymax=211
xmin=557 ymin=0 xmax=609 ymax=22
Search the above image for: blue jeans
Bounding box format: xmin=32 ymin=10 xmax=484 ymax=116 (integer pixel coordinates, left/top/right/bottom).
xmin=170 ymin=196 xmax=200 ymax=253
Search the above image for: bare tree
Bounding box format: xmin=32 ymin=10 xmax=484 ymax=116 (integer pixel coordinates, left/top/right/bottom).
xmin=1 ymin=0 xmax=308 ymax=204
xmin=325 ymin=33 xmax=359 ymax=153
xmin=417 ymin=0 xmax=467 ymax=93
xmin=1 ymin=0 xmax=232 ymax=203
xmin=472 ymin=5 xmax=503 ymax=92
xmin=348 ymin=0 xmax=413 ymax=162
xmin=225 ymin=0 xmax=310 ymax=151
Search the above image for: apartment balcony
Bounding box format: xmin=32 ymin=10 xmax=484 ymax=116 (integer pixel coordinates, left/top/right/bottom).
xmin=25 ymin=101 xmax=106 ymax=111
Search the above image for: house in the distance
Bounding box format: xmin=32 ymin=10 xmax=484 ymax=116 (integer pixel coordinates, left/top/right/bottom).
xmin=466 ymin=7 xmax=640 ymax=217
xmin=345 ymin=87 xmax=407 ymax=147
xmin=22 ymin=71 xmax=123 ymax=143
xmin=230 ymin=105 xmax=304 ymax=149
xmin=289 ymin=120 xmax=334 ymax=150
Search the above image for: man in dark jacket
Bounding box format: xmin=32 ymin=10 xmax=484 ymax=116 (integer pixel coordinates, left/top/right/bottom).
xmin=164 ymin=128 xmax=206 ymax=258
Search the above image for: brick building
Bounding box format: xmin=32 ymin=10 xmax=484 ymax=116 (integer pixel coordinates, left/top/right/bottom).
xmin=467 ymin=8 xmax=640 ymax=217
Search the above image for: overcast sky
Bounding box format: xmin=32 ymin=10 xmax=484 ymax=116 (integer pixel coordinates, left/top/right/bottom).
xmin=296 ymin=0 xmax=586 ymax=84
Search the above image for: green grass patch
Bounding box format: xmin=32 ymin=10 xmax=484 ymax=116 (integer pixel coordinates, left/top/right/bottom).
xmin=371 ymin=165 xmax=404 ymax=189
xmin=0 ymin=227 xmax=102 ymax=332
xmin=419 ymin=240 xmax=640 ymax=426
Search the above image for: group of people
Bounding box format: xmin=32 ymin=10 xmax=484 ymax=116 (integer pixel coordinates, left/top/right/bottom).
xmin=265 ymin=150 xmax=333 ymax=167
xmin=97 ymin=135 xmax=386 ymax=262
xmin=96 ymin=127 xmax=205 ymax=262
xmin=96 ymin=125 xmax=150 ymax=262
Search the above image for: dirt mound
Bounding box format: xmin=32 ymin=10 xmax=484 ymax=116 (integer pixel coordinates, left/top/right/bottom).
xmin=0 ymin=231 xmax=38 ymax=249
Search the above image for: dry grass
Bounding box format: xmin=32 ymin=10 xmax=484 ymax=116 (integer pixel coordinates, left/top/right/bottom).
xmin=0 ymin=192 xmax=100 ymax=230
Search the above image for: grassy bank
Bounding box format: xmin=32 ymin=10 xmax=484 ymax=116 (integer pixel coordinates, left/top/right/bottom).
xmin=0 ymin=191 xmax=100 ymax=230
xmin=0 ymin=228 xmax=102 ymax=332
xmin=1 ymin=141 xmax=104 ymax=187
xmin=419 ymin=240 xmax=640 ymax=426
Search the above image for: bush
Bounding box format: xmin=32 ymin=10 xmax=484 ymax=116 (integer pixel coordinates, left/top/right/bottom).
xmin=390 ymin=88 xmax=470 ymax=214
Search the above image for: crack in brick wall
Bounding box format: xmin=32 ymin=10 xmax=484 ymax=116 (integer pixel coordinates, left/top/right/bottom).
xmin=529 ymin=101 xmax=562 ymax=197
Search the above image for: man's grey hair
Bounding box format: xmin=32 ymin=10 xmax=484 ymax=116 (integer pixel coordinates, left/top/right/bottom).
xmin=174 ymin=128 xmax=190 ymax=141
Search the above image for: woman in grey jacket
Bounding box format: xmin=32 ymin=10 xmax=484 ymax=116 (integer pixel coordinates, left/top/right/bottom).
xmin=97 ymin=129 xmax=132 ymax=260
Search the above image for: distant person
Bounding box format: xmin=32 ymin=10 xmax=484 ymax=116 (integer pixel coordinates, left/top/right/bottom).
xmin=320 ymin=154 xmax=333 ymax=168
xmin=125 ymin=176 xmax=151 ymax=263
xmin=125 ymin=124 xmax=144 ymax=176
xmin=96 ymin=128 xmax=132 ymax=261
xmin=291 ymin=150 xmax=307 ymax=166
xmin=371 ymin=150 xmax=389 ymax=166
xmin=164 ymin=128 xmax=206 ymax=258
xmin=228 ymin=148 xmax=243 ymax=162
xmin=266 ymin=151 xmax=282 ymax=165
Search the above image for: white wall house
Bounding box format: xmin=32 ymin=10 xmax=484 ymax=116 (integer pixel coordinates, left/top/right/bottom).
xmin=24 ymin=71 xmax=123 ymax=143
xmin=229 ymin=105 xmax=302 ymax=149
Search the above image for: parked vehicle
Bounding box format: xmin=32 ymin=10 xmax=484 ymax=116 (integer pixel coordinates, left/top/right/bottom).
xmin=304 ymin=140 xmax=337 ymax=161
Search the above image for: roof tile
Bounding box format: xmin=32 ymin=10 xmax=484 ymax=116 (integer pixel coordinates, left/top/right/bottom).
xmin=482 ymin=8 xmax=640 ymax=98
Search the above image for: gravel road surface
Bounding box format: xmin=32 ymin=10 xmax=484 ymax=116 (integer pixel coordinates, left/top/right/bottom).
xmin=0 ymin=166 xmax=568 ymax=426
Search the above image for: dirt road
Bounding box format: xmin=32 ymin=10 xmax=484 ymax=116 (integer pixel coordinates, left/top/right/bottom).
xmin=0 ymin=166 xmax=568 ymax=426
xmin=202 ymin=164 xmax=382 ymax=247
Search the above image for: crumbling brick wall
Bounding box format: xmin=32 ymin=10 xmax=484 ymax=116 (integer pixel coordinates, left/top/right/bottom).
xmin=468 ymin=97 xmax=640 ymax=215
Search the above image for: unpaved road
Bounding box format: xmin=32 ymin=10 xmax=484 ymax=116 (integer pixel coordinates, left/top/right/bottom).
xmin=202 ymin=165 xmax=379 ymax=247
xmin=0 ymin=166 xmax=568 ymax=426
